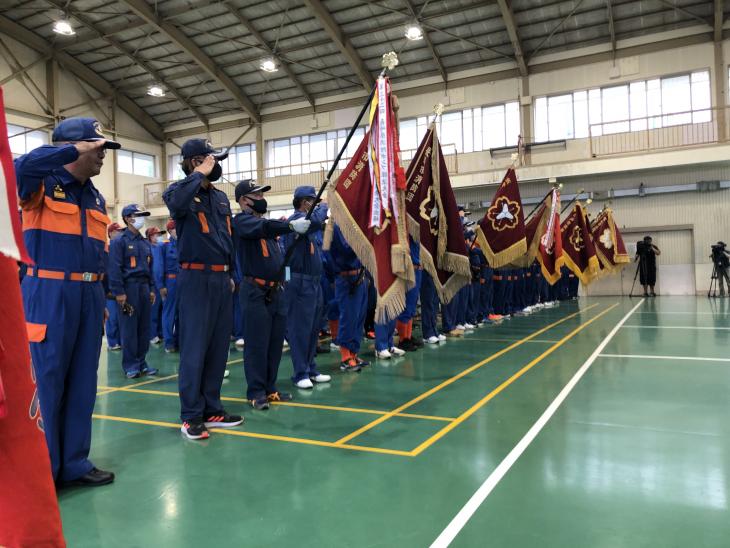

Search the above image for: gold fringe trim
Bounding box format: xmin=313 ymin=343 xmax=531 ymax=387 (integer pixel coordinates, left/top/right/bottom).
xmin=476 ymin=226 xmax=527 ymax=269
xmin=419 ymin=245 xmax=470 ymax=304
xmin=539 ymin=253 xmax=565 ymax=285
xmin=563 ymin=252 xmax=600 ymax=286
xmin=322 ymin=220 xmax=334 ymax=251
xmin=526 ymin=207 xmax=548 ymax=262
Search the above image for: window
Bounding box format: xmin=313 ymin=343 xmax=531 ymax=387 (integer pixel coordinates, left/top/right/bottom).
xmin=398 ymin=101 xmax=521 ymax=154
xmin=265 ymin=128 xmax=364 ymax=176
xmin=7 ymin=124 xmax=48 ymax=157
xmin=168 ymin=143 xmax=256 ymax=182
xmin=118 ymin=150 xmax=156 ymax=177
xmin=534 ymin=70 xmax=711 ymax=141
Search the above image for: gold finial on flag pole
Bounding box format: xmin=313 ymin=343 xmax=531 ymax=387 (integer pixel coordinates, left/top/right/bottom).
xmin=433 ymin=103 xmax=444 ymax=117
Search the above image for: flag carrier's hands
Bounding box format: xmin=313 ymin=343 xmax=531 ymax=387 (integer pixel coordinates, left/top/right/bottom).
xmin=289 ymin=218 xmax=311 ymax=234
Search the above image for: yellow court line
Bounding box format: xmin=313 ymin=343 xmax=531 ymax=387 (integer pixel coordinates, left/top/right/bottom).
xmin=91 ymin=413 xmax=413 ymax=457
xmin=463 ymin=337 xmax=561 ymax=345
xmin=334 ymin=303 xmax=601 ymax=446
xmin=95 ymin=386 xmax=455 ymax=422
xmin=96 ymin=374 xmax=179 ymax=395
xmin=408 ymin=303 xmax=619 ymax=456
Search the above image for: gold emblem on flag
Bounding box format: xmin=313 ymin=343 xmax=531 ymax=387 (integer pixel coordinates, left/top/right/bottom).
xmin=569 ymin=225 xmax=584 ymax=251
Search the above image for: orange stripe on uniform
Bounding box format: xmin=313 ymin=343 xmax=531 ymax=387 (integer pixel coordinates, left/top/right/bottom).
xmin=22 ymin=196 xmax=81 ymax=236
xmin=226 ymin=216 xmax=232 ymax=235
xmin=19 ymin=186 xmax=44 ymax=210
xmin=260 ymin=239 xmax=269 ymax=257
xmin=310 ymin=242 xmax=314 ymax=255
xmin=26 ymin=322 xmax=47 ymax=343
xmin=197 ymin=212 xmax=210 ymax=233
xmin=130 ymin=256 xmax=137 ymax=268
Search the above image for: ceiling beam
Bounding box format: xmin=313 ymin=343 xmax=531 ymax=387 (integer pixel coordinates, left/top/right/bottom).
xmin=606 ymin=0 xmax=616 ymax=58
xmin=0 ymin=14 xmax=164 ymax=140
xmin=301 ymin=0 xmax=374 ymax=92
xmin=715 ymin=0 xmax=724 ymax=42
xmin=401 ymin=0 xmax=448 ymax=83
xmin=221 ymin=1 xmax=314 ymax=108
xmin=43 ymin=0 xmax=209 ymax=127
xmin=496 ymin=0 xmax=528 ymax=76
xmin=118 ymin=0 xmax=260 ymax=123
xmin=655 ymin=0 xmax=713 ymax=28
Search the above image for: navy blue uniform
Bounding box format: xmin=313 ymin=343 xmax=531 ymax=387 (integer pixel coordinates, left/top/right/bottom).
xmin=159 ymin=237 xmax=180 ymax=350
xmin=233 ymin=212 xmax=293 ymax=400
xmin=149 ymin=240 xmax=164 ymax=341
xmin=283 ymin=204 xmax=328 ymax=383
xmin=329 ymin=224 xmax=368 ymax=356
xmin=15 ymin=144 xmax=109 ymax=482
xmin=109 ymin=228 xmax=155 ymax=375
xmin=163 ymin=172 xmax=234 ymax=422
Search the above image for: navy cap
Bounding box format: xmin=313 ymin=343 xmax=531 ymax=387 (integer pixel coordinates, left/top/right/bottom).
xmin=294 ymin=185 xmax=317 ymax=200
xmin=121 ymin=204 xmax=151 ymax=218
xmin=52 ymin=118 xmax=121 ymax=149
xmin=464 ymin=229 xmax=476 ymax=239
xmin=181 ymin=138 xmax=228 ymax=161
xmin=235 ymin=179 xmax=271 ymax=201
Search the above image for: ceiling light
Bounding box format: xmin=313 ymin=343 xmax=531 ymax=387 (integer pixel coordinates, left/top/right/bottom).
xmin=405 ymin=24 xmax=423 ymax=41
xmin=260 ymin=58 xmax=278 ymax=73
xmin=52 ymin=20 xmax=75 ymax=36
xmin=147 ymin=85 xmax=165 ymax=98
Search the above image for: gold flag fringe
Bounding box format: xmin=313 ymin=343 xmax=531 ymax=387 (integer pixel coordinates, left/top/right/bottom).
xmin=476 ymin=226 xmax=527 ymax=269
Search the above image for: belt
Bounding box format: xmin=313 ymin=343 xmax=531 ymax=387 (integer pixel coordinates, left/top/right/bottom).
xmin=339 ymin=269 xmax=361 ymax=277
xmin=180 ymin=262 xmax=230 ymax=272
xmin=166 ymin=273 xmax=177 ymax=279
xmin=291 ymin=272 xmax=320 ymax=281
xmin=27 ymin=267 xmax=103 ymax=282
xmin=244 ymin=276 xmax=280 ymax=288
xmin=480 ymin=279 xmax=485 ymax=284
xmin=414 ymin=265 xmax=424 ymax=270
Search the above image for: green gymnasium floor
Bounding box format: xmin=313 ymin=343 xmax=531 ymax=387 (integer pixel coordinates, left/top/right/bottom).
xmin=58 ymin=297 xmax=730 ymax=547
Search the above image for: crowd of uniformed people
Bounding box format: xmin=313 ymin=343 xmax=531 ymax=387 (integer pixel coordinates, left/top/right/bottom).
xmin=15 ymin=117 xmax=579 ymax=487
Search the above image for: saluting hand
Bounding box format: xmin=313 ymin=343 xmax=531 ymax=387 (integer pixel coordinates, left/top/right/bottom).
xmin=74 ymin=140 xmax=106 ymax=154
xmin=194 ymin=155 xmax=216 ymax=177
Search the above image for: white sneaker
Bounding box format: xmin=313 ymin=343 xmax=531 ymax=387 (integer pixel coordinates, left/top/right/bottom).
xmin=390 ymin=346 xmax=406 ymax=356
xmin=283 ymin=340 xmax=289 ymax=347
xmin=330 ymin=342 xmax=340 ymax=350
xmin=150 ymin=336 xmax=161 ymax=344
xmin=455 ymin=324 xmax=465 ymax=330
xmin=426 ymin=336 xmax=440 ymax=344
xmin=464 ymin=323 xmax=475 ymax=329
xmin=235 ymin=338 xmax=244 ymax=349
xmin=376 ymin=349 xmax=392 ymax=359
xmin=437 ymin=334 xmax=447 ymax=342
xmin=223 ymin=369 xmax=230 ymax=378
xmin=295 ymin=378 xmax=314 ymax=389
xmin=311 ymin=374 xmax=331 ymax=383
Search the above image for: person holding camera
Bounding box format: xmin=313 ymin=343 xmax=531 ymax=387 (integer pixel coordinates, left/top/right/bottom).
xmin=711 ymin=241 xmax=730 ymax=296
xmin=635 ymin=236 xmax=661 ymax=297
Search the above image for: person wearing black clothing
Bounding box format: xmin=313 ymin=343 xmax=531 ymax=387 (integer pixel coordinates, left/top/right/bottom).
xmin=636 ymin=236 xmax=661 ymax=297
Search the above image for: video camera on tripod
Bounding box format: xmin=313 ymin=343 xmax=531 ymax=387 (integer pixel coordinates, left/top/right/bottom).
xmin=708 ymin=241 xmax=730 ymax=298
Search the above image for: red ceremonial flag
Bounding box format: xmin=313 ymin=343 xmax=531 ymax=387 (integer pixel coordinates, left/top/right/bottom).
xmin=0 ymin=87 xmax=66 ymax=547
xmin=591 ymin=207 xmax=631 ymax=272
xmin=476 ymin=168 xmax=527 ymax=268
xmin=537 ymin=188 xmax=564 ymax=284
xmin=328 ymin=78 xmax=414 ymax=322
xmin=560 ymin=202 xmax=599 ymax=285
xmin=525 ymin=201 xmax=549 ymax=263
xmin=404 ymin=124 xmax=470 ymax=303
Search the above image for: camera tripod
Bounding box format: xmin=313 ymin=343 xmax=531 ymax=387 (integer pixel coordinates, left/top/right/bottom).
xmin=708 ymin=263 xmax=729 ymax=298
xmin=629 ymin=256 xmax=648 ymax=298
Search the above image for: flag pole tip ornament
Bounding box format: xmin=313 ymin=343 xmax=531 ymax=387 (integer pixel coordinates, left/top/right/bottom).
xmin=433 ymin=103 xmax=445 ymax=117
xmin=381 ymin=52 xmax=399 ymax=70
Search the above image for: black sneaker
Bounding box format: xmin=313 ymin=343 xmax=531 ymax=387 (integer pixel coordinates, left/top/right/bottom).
xmin=204 ymin=412 xmax=244 ymax=428
xmin=340 ymin=358 xmax=362 ymax=373
xmin=354 ymin=356 xmax=370 ymax=367
xmin=251 ymin=396 xmax=270 ymax=410
xmin=267 ymin=391 xmax=293 ymax=402
xmin=399 ymin=338 xmax=419 ymax=352
xmin=411 ymin=336 xmax=424 ymax=348
xmin=125 ymin=370 xmax=141 ymax=379
xmin=59 ymin=467 xmax=115 ymax=488
xmin=316 ymin=345 xmax=331 ymax=354
xmin=181 ymin=420 xmax=209 ymax=440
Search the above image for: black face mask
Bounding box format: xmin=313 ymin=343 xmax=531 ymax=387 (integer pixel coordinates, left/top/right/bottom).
xmin=249 ymin=197 xmax=267 ymax=214
xmin=207 ymin=162 xmax=222 ymax=182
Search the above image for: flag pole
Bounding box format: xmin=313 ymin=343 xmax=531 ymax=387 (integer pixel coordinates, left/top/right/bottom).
xmin=525 ymin=183 xmax=561 ymax=221
xmin=265 ymin=52 xmax=400 ymax=301
xmin=560 ymin=188 xmax=586 ymax=214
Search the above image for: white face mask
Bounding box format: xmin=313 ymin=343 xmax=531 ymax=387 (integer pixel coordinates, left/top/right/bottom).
xmin=132 ymin=217 xmax=145 ymax=231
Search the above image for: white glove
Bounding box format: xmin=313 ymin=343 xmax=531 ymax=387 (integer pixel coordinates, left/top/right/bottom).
xmin=289 ymin=218 xmax=311 ymax=235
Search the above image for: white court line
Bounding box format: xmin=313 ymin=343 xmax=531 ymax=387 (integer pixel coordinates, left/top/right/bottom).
xmin=634 ymin=311 xmax=726 ymax=315
xmin=599 ymin=353 xmax=730 ymax=363
xmin=622 ymin=325 xmax=730 ymax=330
xmin=429 ymin=299 xmax=644 ymax=548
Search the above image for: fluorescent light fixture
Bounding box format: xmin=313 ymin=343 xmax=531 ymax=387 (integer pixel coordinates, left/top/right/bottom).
xmin=53 ymin=20 xmax=75 ymax=36
xmin=405 ymin=24 xmax=423 ymax=41
xmin=260 ymin=58 xmax=278 ymax=73
xmin=147 ymin=85 xmax=165 ymax=97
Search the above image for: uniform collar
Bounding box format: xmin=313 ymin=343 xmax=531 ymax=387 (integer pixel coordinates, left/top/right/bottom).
xmin=54 ymin=167 xmax=94 ymax=187
xmin=124 ymin=227 xmax=142 ymax=240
